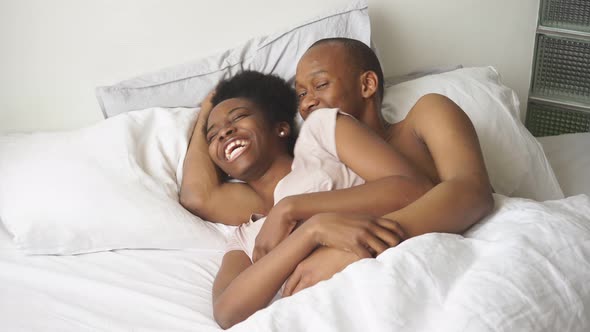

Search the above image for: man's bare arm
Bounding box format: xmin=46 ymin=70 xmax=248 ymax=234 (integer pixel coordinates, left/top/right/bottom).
xmin=252 ymin=113 xmax=432 ymax=261
xmin=179 ymin=94 xmax=264 ymax=225
xmin=284 ymin=113 xmax=435 ymax=220
xmin=383 ymin=93 xmax=494 ymax=237
xmin=282 ymin=94 xmax=494 ymax=294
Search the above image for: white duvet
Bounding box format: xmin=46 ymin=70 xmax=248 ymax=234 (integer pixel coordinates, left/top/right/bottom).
xmin=2 ymin=194 xmax=590 ymax=332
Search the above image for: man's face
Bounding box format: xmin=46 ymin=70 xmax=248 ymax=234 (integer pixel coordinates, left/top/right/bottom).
xmin=295 ymin=43 xmax=365 ymax=120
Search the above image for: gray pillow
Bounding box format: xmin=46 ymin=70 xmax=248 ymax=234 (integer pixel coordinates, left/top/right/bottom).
xmin=96 ymin=0 xmax=370 ymax=118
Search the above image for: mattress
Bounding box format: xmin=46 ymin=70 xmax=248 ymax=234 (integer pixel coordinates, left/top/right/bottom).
xmin=538 ymin=132 xmax=590 ymax=197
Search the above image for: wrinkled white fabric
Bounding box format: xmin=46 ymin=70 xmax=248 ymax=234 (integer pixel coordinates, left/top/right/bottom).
xmin=232 ymin=194 xmax=590 ymax=332
xmin=0 ymin=107 xmax=232 ymax=255
xmin=2 ymin=195 xmax=589 ymax=331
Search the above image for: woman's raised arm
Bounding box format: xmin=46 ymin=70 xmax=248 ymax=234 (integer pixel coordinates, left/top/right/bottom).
xmin=179 ymin=93 xmax=264 ymax=225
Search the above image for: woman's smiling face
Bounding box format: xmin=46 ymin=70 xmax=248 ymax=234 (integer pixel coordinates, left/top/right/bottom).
xmin=206 ymin=97 xmax=278 ymax=181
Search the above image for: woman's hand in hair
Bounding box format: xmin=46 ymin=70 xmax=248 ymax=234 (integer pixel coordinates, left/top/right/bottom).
xmin=198 ymin=90 xmax=216 ymax=120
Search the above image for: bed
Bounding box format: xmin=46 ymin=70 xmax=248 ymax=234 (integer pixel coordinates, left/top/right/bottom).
xmin=1 ymin=1 xmax=590 ymax=331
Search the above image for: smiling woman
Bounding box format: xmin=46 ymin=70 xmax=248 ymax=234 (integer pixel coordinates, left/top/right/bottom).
xmin=206 ymin=99 xmax=285 ymax=180
xmin=206 ymin=71 xmax=298 ymax=184
xmin=180 ymin=71 xmax=298 ymax=225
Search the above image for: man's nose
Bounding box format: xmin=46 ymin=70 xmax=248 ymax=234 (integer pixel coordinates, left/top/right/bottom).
xmin=299 ymin=93 xmax=319 ymax=119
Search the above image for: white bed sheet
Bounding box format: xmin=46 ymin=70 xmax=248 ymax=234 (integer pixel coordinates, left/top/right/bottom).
xmin=538 ymin=132 xmax=590 ymax=198
xmin=0 ymin=222 xmax=225 ymax=332
xmin=2 ymin=194 xmax=590 ymax=332
xmin=234 ymin=194 xmax=590 ymax=331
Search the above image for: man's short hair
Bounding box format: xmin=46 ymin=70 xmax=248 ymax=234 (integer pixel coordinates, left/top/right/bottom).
xmin=309 ymin=38 xmax=384 ymax=102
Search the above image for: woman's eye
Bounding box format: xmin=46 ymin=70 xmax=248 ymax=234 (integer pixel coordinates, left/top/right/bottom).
xmin=206 ymin=133 xmax=217 ymax=143
xmin=232 ymin=114 xmax=247 ymax=122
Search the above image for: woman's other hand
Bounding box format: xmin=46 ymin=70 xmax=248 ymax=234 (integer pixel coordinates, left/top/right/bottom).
xmin=252 ymin=198 xmax=299 ymax=262
xmin=282 ymin=247 xmax=358 ymax=297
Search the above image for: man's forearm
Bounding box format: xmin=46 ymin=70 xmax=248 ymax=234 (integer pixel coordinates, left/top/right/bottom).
xmin=284 ymin=175 xmax=432 ymax=223
xmin=383 ymin=177 xmax=494 ymax=238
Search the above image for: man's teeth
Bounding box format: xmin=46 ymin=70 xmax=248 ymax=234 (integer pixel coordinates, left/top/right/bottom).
xmin=225 ymin=140 xmax=248 ymax=160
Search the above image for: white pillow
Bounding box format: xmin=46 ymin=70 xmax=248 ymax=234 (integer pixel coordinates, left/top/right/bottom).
xmin=0 ymin=107 xmax=233 ymax=255
xmin=95 ymin=0 xmax=370 ymax=118
xmin=382 ymin=66 xmax=564 ymax=201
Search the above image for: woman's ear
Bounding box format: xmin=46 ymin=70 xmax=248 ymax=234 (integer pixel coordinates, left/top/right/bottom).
xmin=360 ymin=71 xmax=379 ymax=99
xmin=275 ymin=122 xmax=291 ymax=138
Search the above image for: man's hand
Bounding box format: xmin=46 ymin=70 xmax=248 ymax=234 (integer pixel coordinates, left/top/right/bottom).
xmin=252 ymin=198 xmax=298 ymax=262
xmin=282 ymin=213 xmax=407 ymax=296
xmin=308 ymin=212 xmax=406 ymax=259
xmin=282 ymin=247 xmax=359 ymax=297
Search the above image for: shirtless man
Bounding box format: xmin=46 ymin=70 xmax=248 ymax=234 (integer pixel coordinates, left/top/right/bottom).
xmin=255 ymin=38 xmax=494 ymax=295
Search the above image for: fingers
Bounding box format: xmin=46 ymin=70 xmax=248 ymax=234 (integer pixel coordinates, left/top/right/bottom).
xmin=351 ymin=245 xmax=373 ymax=260
xmin=282 ymin=271 xmax=301 ymax=297
xmin=252 ymin=232 xmax=271 ymax=263
xmin=252 ymin=249 xmax=259 ymax=263
xmin=363 ymin=234 xmax=390 ymax=256
xmin=252 ymin=247 xmax=264 ymax=263
xmin=204 ymin=90 xmax=216 ymax=102
xmin=376 ymin=218 xmax=407 ymax=241
xmin=200 ymin=91 xmax=216 ymax=110
xmin=351 ymin=222 xmax=402 ymax=257
xmin=313 ymin=213 xmax=407 ymax=257
xmin=283 ymin=272 xmax=314 ymax=297
xmin=252 ymin=245 xmax=272 ymax=263
xmin=292 ymin=278 xmax=310 ymax=295
xmin=370 ymin=222 xmax=403 ymax=248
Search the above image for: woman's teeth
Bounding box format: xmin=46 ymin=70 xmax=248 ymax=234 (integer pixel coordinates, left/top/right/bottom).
xmin=228 ymin=146 xmax=245 ymax=160
xmin=225 ymin=140 xmax=249 ymax=161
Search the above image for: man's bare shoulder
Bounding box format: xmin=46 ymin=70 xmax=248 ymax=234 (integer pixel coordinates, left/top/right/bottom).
xmin=401 ymin=93 xmax=472 ymax=138
xmin=404 ymin=93 xmax=461 ymax=120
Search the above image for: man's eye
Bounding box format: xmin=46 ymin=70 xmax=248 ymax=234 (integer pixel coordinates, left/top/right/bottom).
xmin=297 ymin=91 xmax=307 ymax=99
xmin=316 ymin=82 xmax=328 ymax=89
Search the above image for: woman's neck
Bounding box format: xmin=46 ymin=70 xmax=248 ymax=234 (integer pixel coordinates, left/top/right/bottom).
xmin=248 ymin=154 xmax=293 ymax=212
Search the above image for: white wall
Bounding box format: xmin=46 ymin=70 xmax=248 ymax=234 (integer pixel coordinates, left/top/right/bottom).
xmin=369 ymin=0 xmax=540 ymax=120
xmin=0 ymin=0 xmax=539 ymax=133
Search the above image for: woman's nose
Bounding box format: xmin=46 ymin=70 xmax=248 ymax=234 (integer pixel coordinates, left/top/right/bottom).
xmin=218 ymin=125 xmax=235 ymax=141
